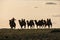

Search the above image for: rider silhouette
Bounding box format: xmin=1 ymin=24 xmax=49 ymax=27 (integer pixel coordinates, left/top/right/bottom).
xmin=9 ymin=17 xmax=16 ymax=29
xmin=11 ymin=17 xmax=16 ymax=21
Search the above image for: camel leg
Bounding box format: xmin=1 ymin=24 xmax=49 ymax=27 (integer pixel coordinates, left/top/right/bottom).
xmin=14 ymin=27 xmax=16 ymax=29
xmin=21 ymin=26 xmax=22 ymax=29
xmin=11 ymin=27 xmax=12 ymax=29
xmin=24 ymin=25 xmax=26 ymax=29
xmin=48 ymin=25 xmax=50 ymax=29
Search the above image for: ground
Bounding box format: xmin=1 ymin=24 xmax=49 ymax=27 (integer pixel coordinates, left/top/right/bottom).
xmin=0 ymin=28 xmax=60 ymax=40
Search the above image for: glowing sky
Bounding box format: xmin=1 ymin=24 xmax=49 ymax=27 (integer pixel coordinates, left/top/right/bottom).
xmin=0 ymin=0 xmax=60 ymax=28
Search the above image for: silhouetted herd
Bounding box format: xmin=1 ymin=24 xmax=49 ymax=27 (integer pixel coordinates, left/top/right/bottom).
xmin=9 ymin=18 xmax=52 ymax=29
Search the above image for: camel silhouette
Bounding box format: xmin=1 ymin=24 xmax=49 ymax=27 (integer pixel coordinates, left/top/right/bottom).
xmin=18 ymin=19 xmax=26 ymax=29
xmin=34 ymin=19 xmax=52 ymax=28
xmin=46 ymin=19 xmax=52 ymax=28
xmin=27 ymin=20 xmax=35 ymax=28
xmin=9 ymin=18 xmax=52 ymax=29
xmin=9 ymin=18 xmax=16 ymax=29
xmin=34 ymin=19 xmax=43 ymax=28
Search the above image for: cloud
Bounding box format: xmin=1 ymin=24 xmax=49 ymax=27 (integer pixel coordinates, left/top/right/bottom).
xmin=46 ymin=2 xmax=57 ymax=5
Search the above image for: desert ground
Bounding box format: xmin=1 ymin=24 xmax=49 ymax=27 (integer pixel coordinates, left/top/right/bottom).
xmin=0 ymin=28 xmax=60 ymax=40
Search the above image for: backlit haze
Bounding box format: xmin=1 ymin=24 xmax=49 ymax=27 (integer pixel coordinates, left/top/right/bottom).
xmin=0 ymin=0 xmax=60 ymax=29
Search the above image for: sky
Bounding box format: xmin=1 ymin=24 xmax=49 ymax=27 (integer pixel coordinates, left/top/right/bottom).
xmin=0 ymin=0 xmax=60 ymax=28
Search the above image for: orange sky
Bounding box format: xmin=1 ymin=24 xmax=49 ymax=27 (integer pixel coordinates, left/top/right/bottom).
xmin=0 ymin=0 xmax=60 ymax=28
